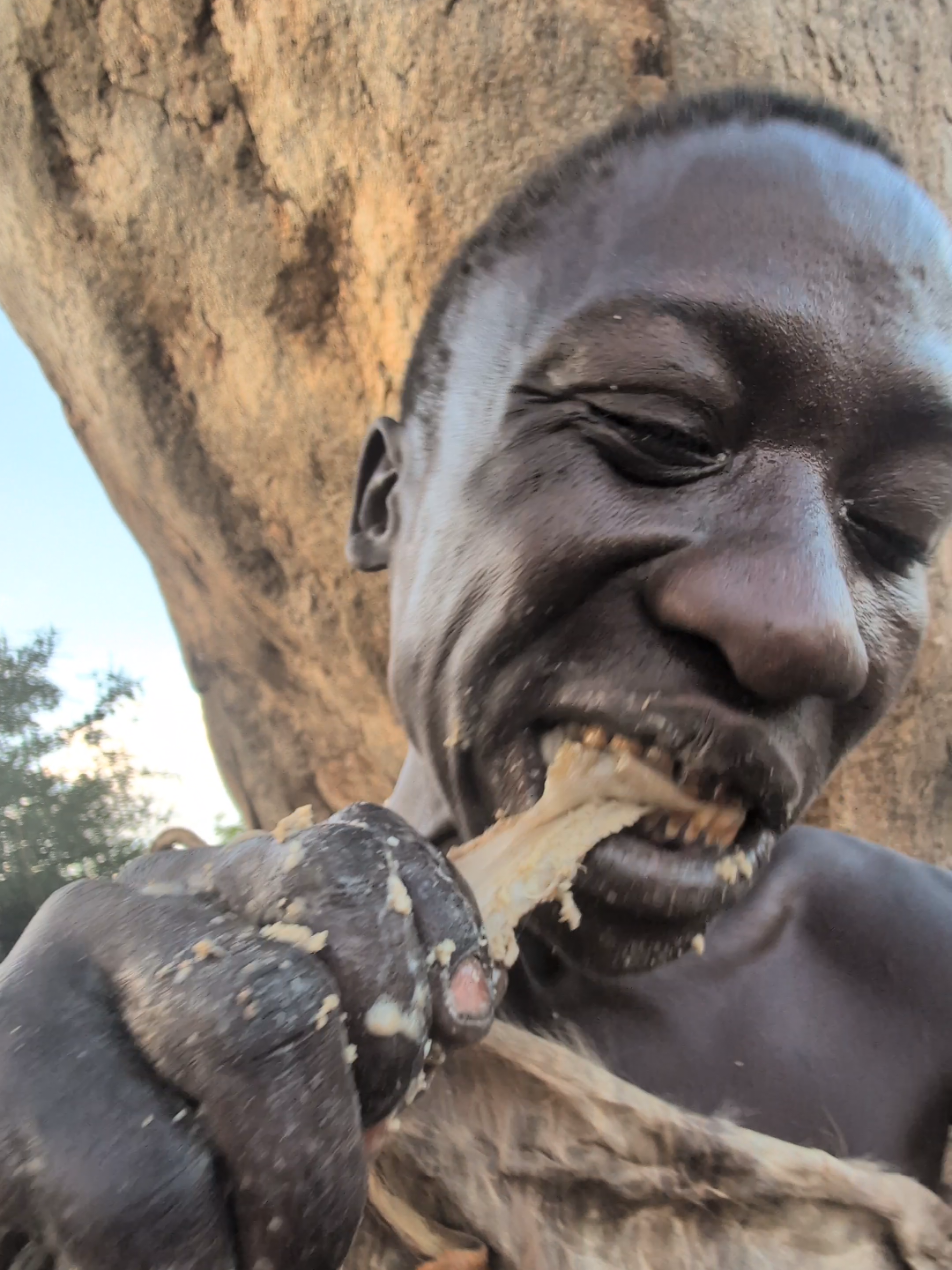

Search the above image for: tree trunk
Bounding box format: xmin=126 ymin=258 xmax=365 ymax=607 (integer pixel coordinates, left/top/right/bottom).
xmin=1 ymin=0 xmax=950 ymax=858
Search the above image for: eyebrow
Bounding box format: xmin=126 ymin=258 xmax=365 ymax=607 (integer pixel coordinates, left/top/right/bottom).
xmin=529 ymin=296 xmax=952 ymax=440
xmin=529 ymin=301 xmax=740 ymax=409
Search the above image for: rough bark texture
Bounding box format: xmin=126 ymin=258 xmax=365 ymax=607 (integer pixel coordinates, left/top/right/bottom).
xmin=1 ymin=0 xmax=951 ymax=857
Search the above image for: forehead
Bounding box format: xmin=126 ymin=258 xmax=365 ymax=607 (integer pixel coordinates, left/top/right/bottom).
xmin=429 ymin=121 xmax=952 ymax=467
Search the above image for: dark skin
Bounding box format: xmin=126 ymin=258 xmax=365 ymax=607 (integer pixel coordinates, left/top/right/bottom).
xmin=360 ymin=121 xmax=952 ymax=1182
xmin=2 ymin=116 xmax=952 ymax=1270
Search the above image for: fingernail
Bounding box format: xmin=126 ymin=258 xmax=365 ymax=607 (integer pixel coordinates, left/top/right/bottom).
xmin=449 ymin=956 xmax=492 ymax=1018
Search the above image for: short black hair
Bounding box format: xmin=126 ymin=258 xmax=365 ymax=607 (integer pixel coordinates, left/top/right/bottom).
xmin=401 ymin=86 xmax=902 ymax=431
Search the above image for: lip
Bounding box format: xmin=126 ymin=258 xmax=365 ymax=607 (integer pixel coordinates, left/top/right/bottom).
xmin=574 ymin=818 xmax=776 ymax=920
xmin=466 ymin=695 xmax=802 ymax=834
xmin=448 ymin=694 xmax=797 ymax=956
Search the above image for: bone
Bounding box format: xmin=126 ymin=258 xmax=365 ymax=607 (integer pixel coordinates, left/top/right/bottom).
xmin=448 ymin=739 xmax=722 ymax=966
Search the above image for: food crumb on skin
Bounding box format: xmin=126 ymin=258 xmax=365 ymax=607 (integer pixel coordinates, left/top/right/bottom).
xmin=404 ymin=1070 xmax=429 ymax=1105
xmin=691 ymin=933 xmax=706 ymax=956
xmin=260 ymin=921 xmax=329 ymax=954
xmin=314 ymin=993 xmax=341 ymax=1030
xmin=386 ymin=873 xmax=413 ymax=916
xmin=282 ymin=838 xmax=305 ymax=872
xmin=284 ymin=897 xmax=307 ymax=923
xmin=364 ymin=997 xmax=425 ymax=1041
xmin=431 ymin=938 xmax=456 ymax=967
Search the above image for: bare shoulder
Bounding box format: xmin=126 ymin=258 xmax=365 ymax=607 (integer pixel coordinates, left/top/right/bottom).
xmin=772 ymin=824 xmax=952 ymax=991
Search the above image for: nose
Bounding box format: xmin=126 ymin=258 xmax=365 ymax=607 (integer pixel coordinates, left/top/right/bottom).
xmin=643 ymin=481 xmax=869 ymax=704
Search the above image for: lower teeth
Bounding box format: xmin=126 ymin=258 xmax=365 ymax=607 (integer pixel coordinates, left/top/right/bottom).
xmin=448 ymin=733 xmax=749 ymax=966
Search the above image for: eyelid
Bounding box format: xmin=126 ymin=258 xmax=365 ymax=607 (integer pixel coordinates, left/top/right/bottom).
xmin=841 ymin=501 xmax=932 ymax=569
xmin=579 ymin=393 xmax=726 ymax=456
xmin=577 ymin=389 xmax=715 ymax=424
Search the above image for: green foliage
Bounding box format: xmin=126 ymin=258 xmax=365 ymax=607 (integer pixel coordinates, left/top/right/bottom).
xmin=0 ymin=630 xmax=154 ymax=958
xmin=214 ymin=811 xmax=246 ymax=844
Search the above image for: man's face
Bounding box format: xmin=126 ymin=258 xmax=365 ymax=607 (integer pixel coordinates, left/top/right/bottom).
xmin=363 ymin=120 xmax=952 ymax=971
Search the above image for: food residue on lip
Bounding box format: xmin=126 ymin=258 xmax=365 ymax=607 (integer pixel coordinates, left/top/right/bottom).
xmin=260 ymin=921 xmax=329 ymax=953
xmin=445 ymin=730 xmax=759 ymax=967
xmin=448 ymin=735 xmax=714 ymax=966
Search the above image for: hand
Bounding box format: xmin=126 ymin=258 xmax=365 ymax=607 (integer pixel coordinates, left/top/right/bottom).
xmin=0 ymin=804 xmax=495 ymax=1270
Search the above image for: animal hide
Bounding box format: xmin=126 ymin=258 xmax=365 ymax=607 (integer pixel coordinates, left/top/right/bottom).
xmin=349 ymin=1021 xmax=952 ymax=1270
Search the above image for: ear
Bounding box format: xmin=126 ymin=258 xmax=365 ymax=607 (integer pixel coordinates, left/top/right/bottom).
xmin=346 ymin=416 xmax=403 ymax=572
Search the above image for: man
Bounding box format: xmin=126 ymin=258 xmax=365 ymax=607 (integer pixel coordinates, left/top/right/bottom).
xmin=3 ymin=88 xmax=952 ymax=1269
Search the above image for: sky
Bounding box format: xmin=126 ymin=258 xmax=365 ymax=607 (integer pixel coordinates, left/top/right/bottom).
xmin=1 ymin=309 xmax=239 ymax=841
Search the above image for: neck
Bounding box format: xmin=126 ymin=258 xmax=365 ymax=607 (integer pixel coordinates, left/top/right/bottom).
xmin=387 ymin=745 xmax=459 ymax=844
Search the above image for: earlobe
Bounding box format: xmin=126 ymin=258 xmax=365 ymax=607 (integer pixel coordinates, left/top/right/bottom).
xmin=346 ymin=417 xmax=403 ymax=572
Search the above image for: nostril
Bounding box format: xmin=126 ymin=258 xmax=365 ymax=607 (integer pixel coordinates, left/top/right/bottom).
xmin=644 ymin=552 xmax=869 ymax=706
xmin=721 ymin=623 xmax=869 ymax=704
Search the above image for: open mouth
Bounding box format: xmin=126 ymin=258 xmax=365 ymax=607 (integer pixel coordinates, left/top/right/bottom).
xmin=530 ymin=720 xmax=778 ymax=933
xmin=447 ymin=713 xmax=782 ymax=972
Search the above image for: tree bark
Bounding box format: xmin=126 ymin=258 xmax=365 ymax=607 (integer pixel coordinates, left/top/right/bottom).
xmin=1 ymin=0 xmax=950 ymax=859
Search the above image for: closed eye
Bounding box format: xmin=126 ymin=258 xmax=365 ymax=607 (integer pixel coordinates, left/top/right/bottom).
xmin=842 ymin=502 xmax=932 ymax=574
xmin=576 ymin=392 xmax=728 ymax=485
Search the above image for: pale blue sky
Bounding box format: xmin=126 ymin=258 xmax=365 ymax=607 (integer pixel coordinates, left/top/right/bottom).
xmin=1 ymin=309 xmax=237 ymax=838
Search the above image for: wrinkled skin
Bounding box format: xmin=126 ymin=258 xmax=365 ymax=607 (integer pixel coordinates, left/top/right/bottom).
xmin=4 ymin=116 xmax=952 ymax=1270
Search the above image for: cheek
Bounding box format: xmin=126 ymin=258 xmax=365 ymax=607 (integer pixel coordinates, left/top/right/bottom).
xmin=854 ymin=569 xmax=930 ymax=703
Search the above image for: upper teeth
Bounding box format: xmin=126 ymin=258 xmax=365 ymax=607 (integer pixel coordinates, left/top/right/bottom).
xmin=541 ymin=724 xmax=747 ymax=853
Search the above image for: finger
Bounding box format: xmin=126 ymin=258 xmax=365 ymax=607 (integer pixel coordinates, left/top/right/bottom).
xmin=210 ymin=825 xmax=435 ymax=1127
xmin=117 ymin=842 xmax=228 ymax=896
xmin=332 ymin=805 xmax=495 ymax=1047
xmin=0 ymin=904 xmax=233 ymax=1270
xmin=33 ymin=879 xmax=367 ymax=1270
